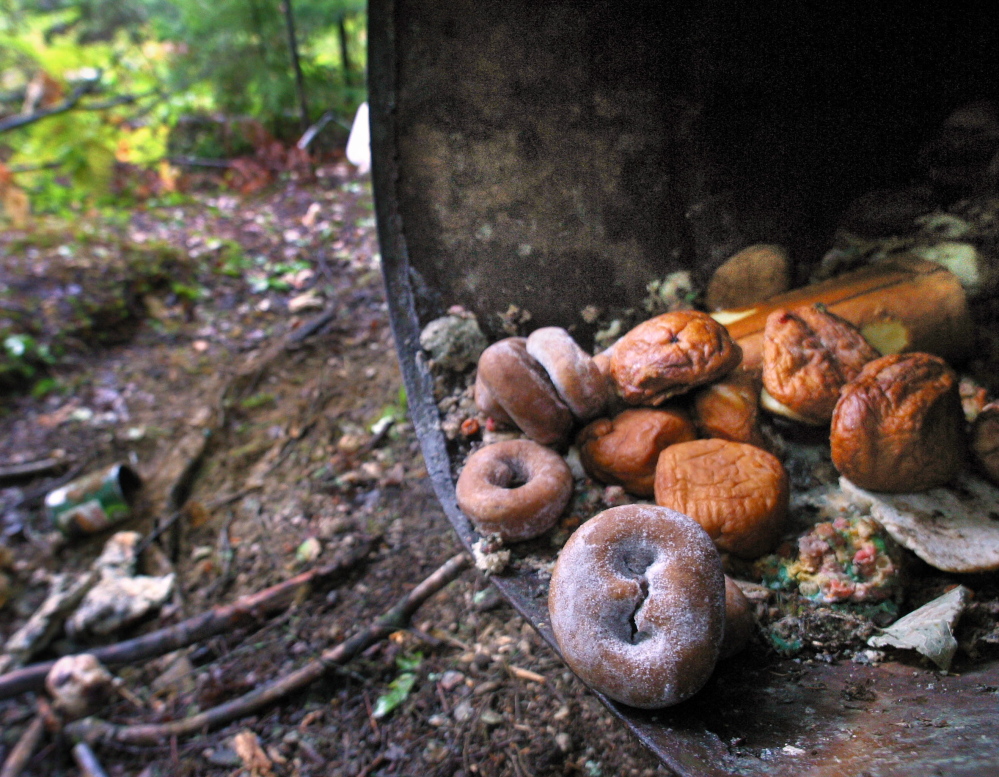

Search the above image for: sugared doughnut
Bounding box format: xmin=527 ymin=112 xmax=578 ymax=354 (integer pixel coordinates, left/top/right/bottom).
xmin=455 ymin=439 xmax=573 ymax=542
xmin=654 ymin=438 xmax=788 ymax=558
xmin=576 ymin=408 xmax=697 ymax=497
xmin=473 ymin=370 xmax=514 ymax=428
xmin=475 ymin=338 xmax=573 ymax=446
xmin=720 ymin=577 xmax=755 ymax=659
xmin=526 ymin=327 xmax=607 ymax=421
xmin=548 ymin=504 xmax=725 ymax=709
xmin=609 ymin=310 xmax=742 ymax=406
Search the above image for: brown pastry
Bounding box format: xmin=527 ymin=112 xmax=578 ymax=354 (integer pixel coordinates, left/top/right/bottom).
xmin=830 ymin=352 xmax=965 ymax=492
xmin=609 ymin=310 xmax=742 ymax=406
xmin=762 ymin=304 xmax=879 ymax=425
xmin=576 ymin=407 xmax=697 ymax=496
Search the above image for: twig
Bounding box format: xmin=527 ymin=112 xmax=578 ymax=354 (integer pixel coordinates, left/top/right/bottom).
xmin=0 ymin=710 xmax=47 ymax=777
xmin=0 ymin=457 xmax=67 ymax=484
xmin=71 ymin=742 xmax=110 ymax=777
xmin=0 ymin=537 xmax=375 ymax=700
xmin=66 ymin=553 xmax=471 ymax=745
xmin=134 ymin=487 xmax=259 ymax=558
xmin=285 ymin=305 xmax=339 ymax=346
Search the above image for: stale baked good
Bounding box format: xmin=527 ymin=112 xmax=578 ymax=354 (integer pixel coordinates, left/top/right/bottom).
xmin=830 ymin=352 xmax=965 ymax=492
xmin=654 ymin=438 xmax=789 ymax=558
xmin=576 ymin=407 xmax=697 ymax=497
xmin=548 ymin=504 xmax=726 ymax=709
xmin=761 ymin=304 xmax=879 ymax=425
xmin=692 ymin=368 xmax=769 ymax=449
xmin=525 ymin=327 xmax=608 ymax=421
xmin=608 ymin=310 xmax=742 ymax=406
xmin=455 ymin=439 xmax=573 ymax=542
xmin=474 ymin=337 xmax=573 ymax=446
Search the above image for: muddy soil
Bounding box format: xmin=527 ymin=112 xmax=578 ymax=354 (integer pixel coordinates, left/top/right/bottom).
xmin=0 ymin=168 xmax=667 ymax=776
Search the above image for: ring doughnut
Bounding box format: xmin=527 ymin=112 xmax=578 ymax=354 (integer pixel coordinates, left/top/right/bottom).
xmin=548 ymin=504 xmax=725 ymax=708
xmin=455 ymin=439 xmax=573 ymax=542
xmin=526 ymin=327 xmax=607 ymax=421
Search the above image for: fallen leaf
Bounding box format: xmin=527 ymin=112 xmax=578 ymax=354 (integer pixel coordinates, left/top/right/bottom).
xmin=233 ymin=730 xmax=274 ymax=777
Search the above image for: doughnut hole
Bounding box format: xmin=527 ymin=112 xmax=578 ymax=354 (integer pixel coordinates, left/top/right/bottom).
xmin=576 ymin=407 xmax=697 ymax=496
xmin=720 ymin=577 xmax=755 ymax=659
xmin=455 ymin=439 xmax=573 ymax=542
xmin=762 ymin=304 xmax=878 ymax=425
xmin=548 ymin=504 xmax=725 ymax=709
xmin=654 ymin=439 xmax=789 ymax=559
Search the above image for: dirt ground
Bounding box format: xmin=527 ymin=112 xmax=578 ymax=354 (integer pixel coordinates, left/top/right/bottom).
xmin=0 ymin=167 xmax=669 ymax=776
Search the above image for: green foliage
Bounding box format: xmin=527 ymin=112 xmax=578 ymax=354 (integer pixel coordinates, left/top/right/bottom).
xmin=373 ymin=652 xmax=423 ymax=719
xmin=154 ymin=0 xmax=366 ymax=136
xmin=1 ymin=0 xmax=366 ymax=214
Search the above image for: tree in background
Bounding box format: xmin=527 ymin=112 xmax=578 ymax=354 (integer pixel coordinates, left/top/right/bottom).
xmin=0 ymin=0 xmax=366 ymax=217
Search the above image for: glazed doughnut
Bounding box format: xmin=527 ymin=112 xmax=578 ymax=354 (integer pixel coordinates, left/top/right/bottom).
xmin=455 ymin=439 xmax=573 ymax=542
xmin=548 ymin=504 xmax=725 ymax=708
xmin=475 ymin=337 xmax=574 ymax=446
xmin=526 ymin=327 xmax=607 ymax=421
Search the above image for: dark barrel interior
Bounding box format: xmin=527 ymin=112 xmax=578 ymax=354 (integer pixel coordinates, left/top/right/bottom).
xmin=369 ymin=2 xmax=999 ymax=774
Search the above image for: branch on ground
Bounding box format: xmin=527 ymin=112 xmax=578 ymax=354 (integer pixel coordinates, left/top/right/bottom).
xmin=66 ymin=553 xmax=471 ymax=745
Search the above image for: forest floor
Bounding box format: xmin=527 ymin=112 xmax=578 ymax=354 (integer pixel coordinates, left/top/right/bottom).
xmin=0 ymin=165 xmax=668 ymax=776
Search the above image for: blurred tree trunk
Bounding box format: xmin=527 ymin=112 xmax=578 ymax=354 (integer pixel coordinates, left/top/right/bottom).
xmin=281 ymin=0 xmax=310 ymax=131
xmin=338 ymin=15 xmax=354 ymax=87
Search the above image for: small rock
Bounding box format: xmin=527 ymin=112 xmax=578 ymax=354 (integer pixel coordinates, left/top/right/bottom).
xmin=419 ymin=315 xmax=488 ymax=372
xmin=45 ymin=654 xmax=115 ymax=719
xmin=452 ymin=699 xmax=475 ymax=723
xmin=439 ymin=670 xmax=466 ymax=692
xmin=706 ymin=244 xmax=791 ymax=310
xmin=479 ymin=709 xmax=503 ymax=726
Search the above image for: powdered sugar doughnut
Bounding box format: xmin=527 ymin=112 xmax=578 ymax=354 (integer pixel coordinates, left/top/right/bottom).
xmin=456 ymin=440 xmax=573 ymax=542
xmin=548 ymin=505 xmax=725 ymax=708
xmin=526 ymin=327 xmax=607 ymax=421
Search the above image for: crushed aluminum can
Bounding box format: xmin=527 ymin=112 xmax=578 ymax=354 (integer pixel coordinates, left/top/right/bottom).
xmin=45 ymin=463 xmax=142 ymax=537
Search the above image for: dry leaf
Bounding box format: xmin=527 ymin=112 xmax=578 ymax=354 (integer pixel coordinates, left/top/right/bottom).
xmin=232 ymin=730 xmax=273 ymax=777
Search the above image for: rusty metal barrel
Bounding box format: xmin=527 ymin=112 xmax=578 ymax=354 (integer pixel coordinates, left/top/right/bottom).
xmin=369 ymin=2 xmax=999 ymax=774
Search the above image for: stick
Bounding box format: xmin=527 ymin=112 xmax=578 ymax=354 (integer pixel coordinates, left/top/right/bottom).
xmin=0 ymin=458 xmax=66 ymax=484
xmin=71 ymin=743 xmax=110 ymax=777
xmin=0 ymin=713 xmax=46 ymax=777
xmin=0 ymin=537 xmax=375 ymax=700
xmin=66 ymin=553 xmax=471 ymax=745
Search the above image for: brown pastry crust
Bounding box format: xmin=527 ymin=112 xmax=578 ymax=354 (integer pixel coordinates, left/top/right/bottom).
xmin=654 ymin=438 xmax=789 ymax=558
xmin=455 ymin=439 xmax=572 ymax=542
xmin=692 ymin=369 xmax=769 ymax=448
xmin=720 ymin=577 xmax=755 ymax=659
xmin=526 ymin=327 xmax=607 ymax=421
xmin=609 ymin=310 xmax=742 ymax=406
xmin=548 ymin=504 xmax=725 ymax=709
xmin=762 ymin=304 xmax=879 ymax=424
xmin=576 ymin=408 xmax=697 ymax=496
xmin=830 ymin=352 xmax=966 ymax=492
xmin=475 ymin=337 xmax=573 ymax=446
